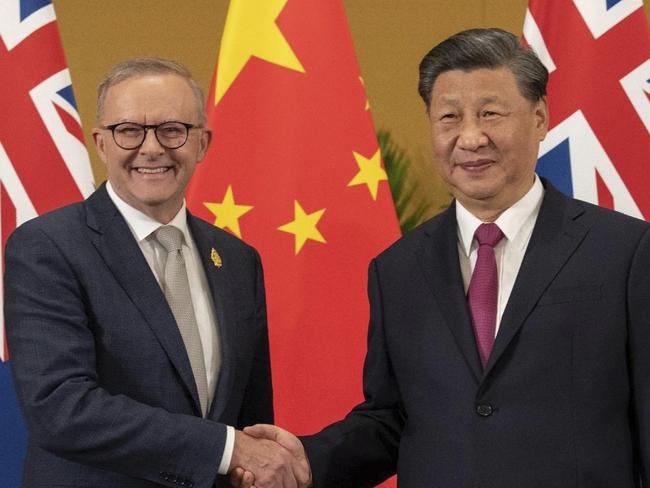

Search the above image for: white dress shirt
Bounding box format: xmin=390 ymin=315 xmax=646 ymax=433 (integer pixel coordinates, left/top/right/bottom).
xmin=456 ymin=175 xmax=545 ymax=335
xmin=106 ymin=182 xmax=234 ymax=474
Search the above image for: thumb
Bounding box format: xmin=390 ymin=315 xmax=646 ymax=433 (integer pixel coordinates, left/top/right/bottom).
xmin=243 ymin=423 xmax=279 ymax=441
xmin=244 ymin=424 xmax=312 ymax=487
xmin=244 ymin=424 xmax=305 ymax=458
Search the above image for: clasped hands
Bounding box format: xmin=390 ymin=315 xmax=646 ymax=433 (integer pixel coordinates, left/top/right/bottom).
xmin=228 ymin=424 xmax=312 ymax=488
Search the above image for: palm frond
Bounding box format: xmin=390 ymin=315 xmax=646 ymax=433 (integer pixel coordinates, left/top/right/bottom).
xmin=378 ymin=129 xmax=434 ymax=234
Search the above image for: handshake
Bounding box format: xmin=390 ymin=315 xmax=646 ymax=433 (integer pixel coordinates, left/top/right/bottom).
xmin=228 ymin=424 xmax=312 ymax=488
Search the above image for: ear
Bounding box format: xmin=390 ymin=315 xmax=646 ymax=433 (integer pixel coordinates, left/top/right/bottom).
xmin=196 ymin=128 xmax=212 ymax=162
xmin=92 ymin=127 xmax=109 ymax=164
xmin=534 ymin=96 xmax=549 ymax=141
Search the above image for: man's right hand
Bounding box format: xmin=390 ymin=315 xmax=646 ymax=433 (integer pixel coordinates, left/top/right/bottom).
xmin=228 ymin=425 xmax=311 ymax=488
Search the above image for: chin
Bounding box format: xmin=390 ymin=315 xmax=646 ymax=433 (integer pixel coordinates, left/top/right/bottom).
xmin=455 ymin=183 xmax=501 ymax=201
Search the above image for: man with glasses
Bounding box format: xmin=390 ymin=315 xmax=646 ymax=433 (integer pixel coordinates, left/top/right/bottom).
xmin=5 ymin=58 xmax=308 ymax=488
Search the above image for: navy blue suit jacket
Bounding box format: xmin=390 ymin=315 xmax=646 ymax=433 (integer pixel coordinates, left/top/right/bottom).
xmin=5 ymin=183 xmax=273 ymax=488
xmin=302 ymin=181 xmax=650 ymax=487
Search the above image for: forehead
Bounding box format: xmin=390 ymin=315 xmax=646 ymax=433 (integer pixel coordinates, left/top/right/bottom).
xmin=101 ymin=74 xmax=199 ymax=122
xmin=430 ymin=67 xmax=524 ymax=105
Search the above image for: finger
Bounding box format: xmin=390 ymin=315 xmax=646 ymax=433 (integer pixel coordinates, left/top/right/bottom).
xmin=281 ymin=463 xmax=298 ymax=488
xmin=243 ymin=424 xmax=279 ymax=440
xmin=241 ymin=470 xmax=255 ymax=488
xmin=229 ymin=467 xmax=244 ymax=487
xmin=245 ymin=425 xmax=304 ymax=457
xmin=289 ymin=456 xmax=312 ymax=487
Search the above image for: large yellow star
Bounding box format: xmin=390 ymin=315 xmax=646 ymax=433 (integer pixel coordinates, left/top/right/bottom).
xmin=347 ymin=149 xmax=388 ymax=200
xmin=214 ymin=0 xmax=305 ymax=104
xmin=204 ymin=185 xmax=253 ymax=238
xmin=278 ymin=200 xmax=326 ymax=255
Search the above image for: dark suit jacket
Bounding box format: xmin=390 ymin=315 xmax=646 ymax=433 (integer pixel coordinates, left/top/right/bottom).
xmin=5 ymin=183 xmax=273 ymax=488
xmin=302 ymin=180 xmax=650 ymax=488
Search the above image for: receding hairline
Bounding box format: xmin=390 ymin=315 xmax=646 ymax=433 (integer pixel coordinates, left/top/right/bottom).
xmin=95 ymin=58 xmax=206 ymax=124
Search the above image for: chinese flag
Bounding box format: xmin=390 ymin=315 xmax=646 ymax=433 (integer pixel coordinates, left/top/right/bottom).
xmin=187 ymin=0 xmax=399 ymax=484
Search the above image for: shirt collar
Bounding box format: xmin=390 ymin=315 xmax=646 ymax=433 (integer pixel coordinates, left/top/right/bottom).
xmin=106 ymin=181 xmax=191 ymax=247
xmin=456 ymin=174 xmax=545 ymax=257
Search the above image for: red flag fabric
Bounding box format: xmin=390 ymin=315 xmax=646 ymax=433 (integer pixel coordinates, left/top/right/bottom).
xmin=524 ymin=0 xmax=650 ymax=218
xmin=0 ymin=1 xmax=94 ymax=485
xmin=187 ymin=0 xmax=400 ymax=482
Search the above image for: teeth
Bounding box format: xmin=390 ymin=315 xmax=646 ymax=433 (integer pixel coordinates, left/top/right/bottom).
xmin=135 ymin=167 xmax=169 ymax=174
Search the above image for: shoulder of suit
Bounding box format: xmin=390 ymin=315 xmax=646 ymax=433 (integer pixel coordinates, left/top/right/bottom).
xmin=541 ymin=178 xmax=649 ymax=233
xmin=564 ymin=194 xmax=649 ymax=233
xmin=374 ymin=208 xmax=450 ymax=263
xmin=11 ymin=199 xmax=87 ymax=239
xmin=188 ymin=212 xmax=261 ymax=257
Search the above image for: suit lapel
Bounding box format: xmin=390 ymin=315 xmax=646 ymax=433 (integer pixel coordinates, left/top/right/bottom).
xmin=418 ymin=204 xmax=483 ymax=382
xmin=483 ymin=184 xmax=590 ymax=377
xmin=84 ymin=185 xmax=202 ymax=415
xmin=187 ymin=215 xmax=237 ymax=420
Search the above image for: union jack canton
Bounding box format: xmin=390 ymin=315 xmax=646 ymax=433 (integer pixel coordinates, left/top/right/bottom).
xmin=524 ymin=0 xmax=650 ymax=219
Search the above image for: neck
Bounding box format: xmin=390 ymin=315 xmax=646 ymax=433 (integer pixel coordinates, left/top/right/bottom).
xmin=458 ymin=176 xmax=536 ymax=222
xmin=143 ymin=204 xmax=182 ymax=224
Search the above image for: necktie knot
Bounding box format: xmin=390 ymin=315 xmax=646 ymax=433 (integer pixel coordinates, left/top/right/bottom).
xmin=474 ymin=223 xmax=504 ymax=248
xmin=156 ymin=225 xmax=184 ymax=253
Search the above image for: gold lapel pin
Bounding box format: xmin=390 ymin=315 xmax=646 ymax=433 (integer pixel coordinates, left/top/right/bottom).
xmin=211 ymin=248 xmax=223 ymax=268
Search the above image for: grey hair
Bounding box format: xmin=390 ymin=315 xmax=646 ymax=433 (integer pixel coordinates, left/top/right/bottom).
xmin=418 ymin=28 xmax=548 ymax=110
xmin=96 ymin=57 xmax=206 ymax=124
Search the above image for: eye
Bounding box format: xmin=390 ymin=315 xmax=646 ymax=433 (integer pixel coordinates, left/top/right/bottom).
xmin=440 ymin=113 xmax=458 ymax=122
xmin=160 ymin=126 xmax=183 ymax=136
xmin=481 ymin=110 xmax=500 ymax=118
xmin=115 ymin=124 xmax=142 ymax=136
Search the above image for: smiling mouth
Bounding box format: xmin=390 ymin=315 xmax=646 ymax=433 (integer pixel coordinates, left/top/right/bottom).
xmin=133 ymin=167 xmax=172 ymax=174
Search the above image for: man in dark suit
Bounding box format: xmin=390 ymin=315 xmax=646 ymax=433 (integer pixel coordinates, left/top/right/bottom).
xmin=5 ymin=58 xmax=308 ymax=488
xmin=232 ymin=28 xmax=650 ymax=487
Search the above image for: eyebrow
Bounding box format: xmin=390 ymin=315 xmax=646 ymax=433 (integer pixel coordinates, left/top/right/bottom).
xmin=434 ymin=95 xmax=505 ymax=107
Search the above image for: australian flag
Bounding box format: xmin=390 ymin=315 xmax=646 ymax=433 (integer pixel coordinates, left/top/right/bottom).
xmin=0 ymin=1 xmax=94 ymax=485
xmin=524 ymin=0 xmax=650 ymax=218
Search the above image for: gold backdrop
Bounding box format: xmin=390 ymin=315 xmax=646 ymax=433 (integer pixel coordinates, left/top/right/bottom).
xmin=53 ymin=0 xmax=650 ymax=218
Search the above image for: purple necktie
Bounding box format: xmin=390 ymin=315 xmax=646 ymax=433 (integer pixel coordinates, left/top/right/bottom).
xmin=468 ymin=223 xmax=504 ymax=367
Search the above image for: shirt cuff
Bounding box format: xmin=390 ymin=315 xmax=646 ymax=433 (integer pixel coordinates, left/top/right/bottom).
xmin=217 ymin=425 xmax=235 ymax=475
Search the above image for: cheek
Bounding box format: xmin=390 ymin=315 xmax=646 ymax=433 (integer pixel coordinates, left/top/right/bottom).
xmin=431 ymin=132 xmax=454 ymax=161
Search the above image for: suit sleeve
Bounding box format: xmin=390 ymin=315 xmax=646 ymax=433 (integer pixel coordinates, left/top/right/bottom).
xmin=300 ymin=258 xmax=403 ymax=487
xmin=4 ymin=223 xmax=225 ymax=488
xmin=627 ymin=226 xmax=650 ymax=485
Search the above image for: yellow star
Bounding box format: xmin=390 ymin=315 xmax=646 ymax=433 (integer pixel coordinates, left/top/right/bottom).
xmin=347 ymin=149 xmax=388 ymax=200
xmin=204 ymin=185 xmax=253 ymax=238
xmin=214 ymin=0 xmax=305 ymax=104
xmin=278 ymin=200 xmax=326 ymax=255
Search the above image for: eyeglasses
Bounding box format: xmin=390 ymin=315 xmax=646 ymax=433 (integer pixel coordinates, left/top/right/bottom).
xmin=101 ymin=121 xmax=201 ymax=150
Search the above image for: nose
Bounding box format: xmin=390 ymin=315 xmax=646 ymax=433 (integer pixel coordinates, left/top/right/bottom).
xmin=139 ymin=127 xmax=165 ymax=155
xmin=457 ymin=117 xmax=489 ymax=151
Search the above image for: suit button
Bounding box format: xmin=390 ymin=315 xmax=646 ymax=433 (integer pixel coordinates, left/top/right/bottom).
xmin=476 ymin=404 xmax=493 ymax=417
